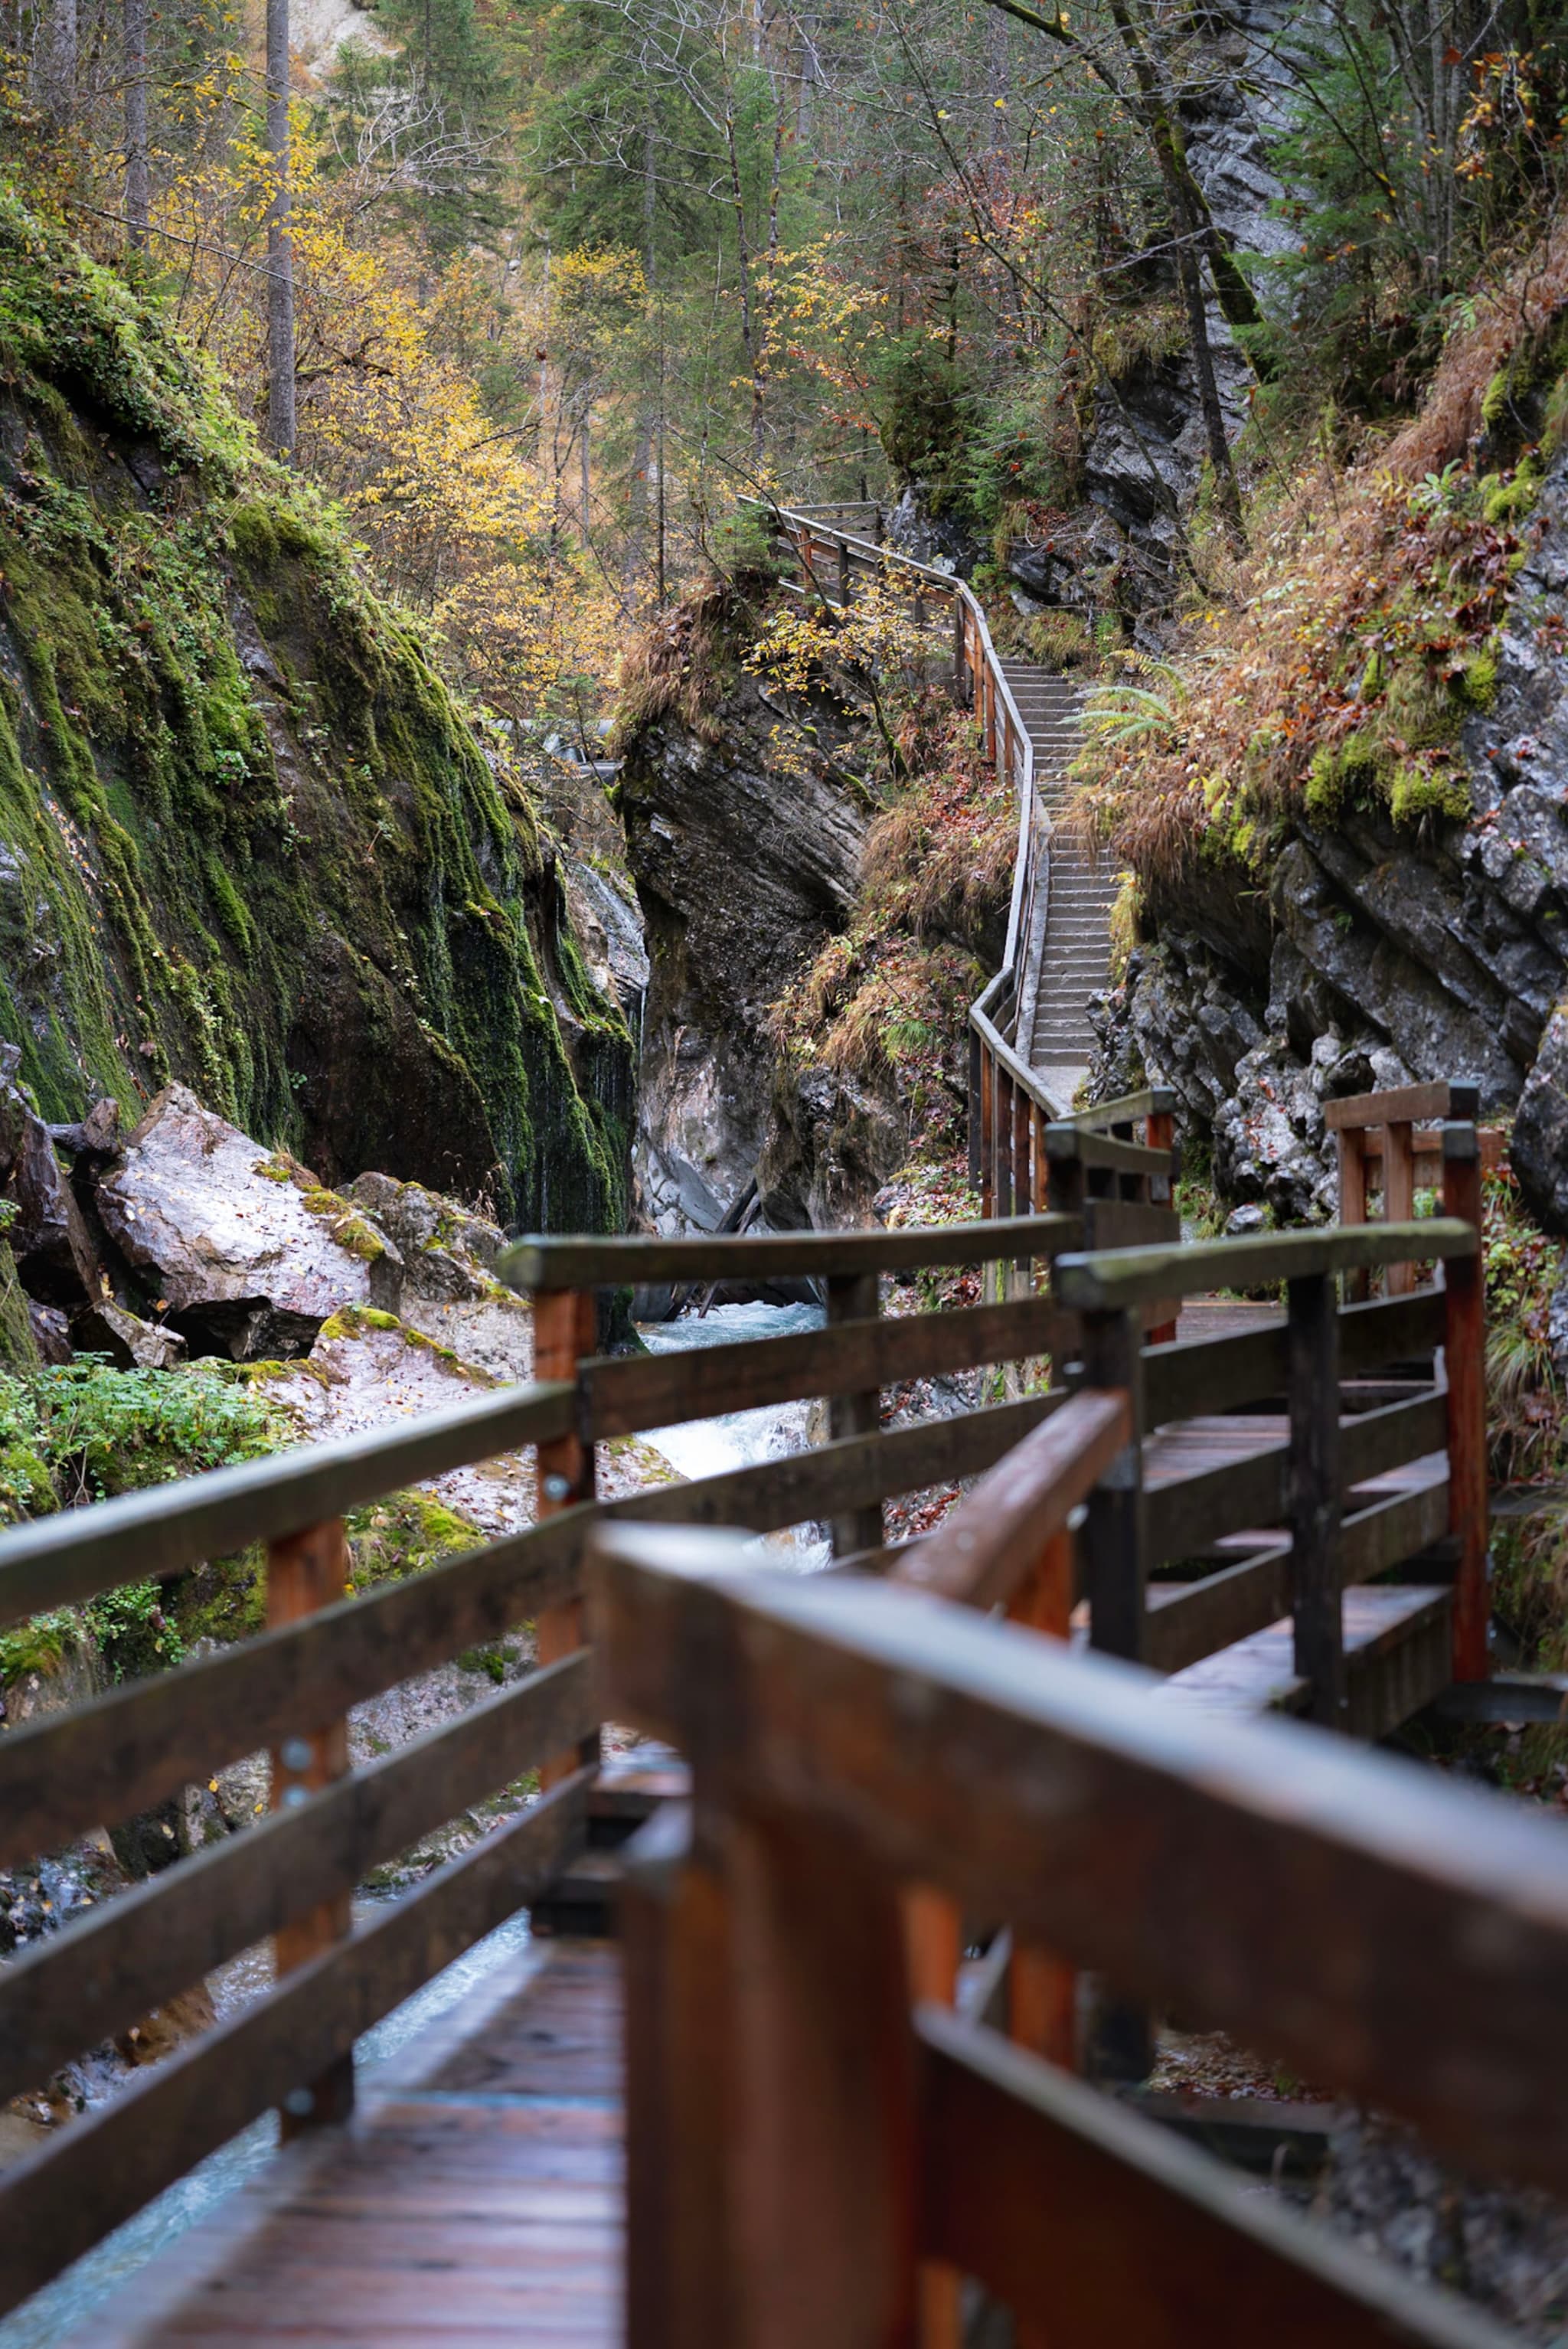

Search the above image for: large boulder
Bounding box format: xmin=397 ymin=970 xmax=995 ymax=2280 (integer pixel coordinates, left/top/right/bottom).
xmin=341 ymin=1172 xmax=534 ymax=1381
xmin=95 ymin=1086 xmax=404 ymax=1358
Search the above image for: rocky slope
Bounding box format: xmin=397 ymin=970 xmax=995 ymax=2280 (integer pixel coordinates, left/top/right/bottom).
xmin=0 ymin=187 xmax=629 ymax=1233
xmin=1089 ymin=384 xmax=1568 ymax=1227
xmin=615 ymin=593 xmax=893 ymax=1245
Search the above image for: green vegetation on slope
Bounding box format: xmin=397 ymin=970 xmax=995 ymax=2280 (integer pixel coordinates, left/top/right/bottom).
xmin=0 ymin=181 xmax=629 ymax=1229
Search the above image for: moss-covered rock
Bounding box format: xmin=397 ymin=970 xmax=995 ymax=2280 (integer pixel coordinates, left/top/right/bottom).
xmin=0 ymin=1237 xmax=38 ymax=1374
xmin=0 ymin=181 xmax=630 ymax=1231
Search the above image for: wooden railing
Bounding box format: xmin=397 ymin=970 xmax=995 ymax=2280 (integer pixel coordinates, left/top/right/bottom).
xmin=753 ymin=500 xmax=1068 ymax=1176
xmin=0 ymin=1210 xmax=1086 ymax=2317
xmin=596 ymin=1508 xmax=1557 ymax=2349
xmin=0 ymin=1158 xmax=1495 ymax=2324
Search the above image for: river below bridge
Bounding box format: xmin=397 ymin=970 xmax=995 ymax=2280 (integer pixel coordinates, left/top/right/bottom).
xmin=2 ymin=1299 xmax=823 ymax=2346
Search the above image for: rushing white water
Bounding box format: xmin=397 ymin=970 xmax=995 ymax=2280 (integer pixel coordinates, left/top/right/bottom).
xmin=637 ymin=1299 xmax=830 ymax=1569
xmin=2 ymin=1300 xmax=827 ymax=2342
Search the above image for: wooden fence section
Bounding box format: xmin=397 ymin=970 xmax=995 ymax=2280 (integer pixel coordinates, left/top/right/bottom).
xmin=0 ymin=1135 xmax=1500 ymax=2330
xmin=596 ymin=1521 xmax=1557 ymax=2349
xmin=0 ymin=1211 xmax=1089 ymax=2319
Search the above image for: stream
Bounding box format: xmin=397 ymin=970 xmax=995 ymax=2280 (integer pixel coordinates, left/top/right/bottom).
xmin=2 ymin=1299 xmax=824 ymax=2344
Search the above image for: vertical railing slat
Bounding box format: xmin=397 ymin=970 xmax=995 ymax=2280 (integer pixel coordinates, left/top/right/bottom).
xmin=1287 ymin=1272 xmax=1344 ymax=1727
xmin=534 ymin=1285 xmax=600 ymax=1789
xmin=1442 ymin=1120 xmax=1489 ymax=1684
xmin=269 ymin=1518 xmax=354 ymax=2133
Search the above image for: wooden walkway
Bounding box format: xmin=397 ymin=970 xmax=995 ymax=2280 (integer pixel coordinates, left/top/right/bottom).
xmin=85 ymin=1942 xmax=623 ymax=2347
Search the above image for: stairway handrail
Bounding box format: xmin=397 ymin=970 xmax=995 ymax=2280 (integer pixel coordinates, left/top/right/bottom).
xmin=748 ymin=501 xmax=1045 ymax=1073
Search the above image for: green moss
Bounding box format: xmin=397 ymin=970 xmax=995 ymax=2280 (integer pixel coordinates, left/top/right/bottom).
xmin=318 ymin=1304 xmax=404 ymax=1339
xmin=0 ymin=1240 xmax=39 ymax=1375
xmin=1390 ymin=760 xmax=1472 ymax=825
xmin=0 ymin=1605 xmax=80 ymax=1684
xmin=1455 ymin=643 xmax=1499 ymax=711
xmin=347 ymin=1488 xmax=486 ymax=1588
xmin=1485 ymin=454 xmax=1544 ymax=524
xmin=0 ymin=186 xmax=630 ymax=1233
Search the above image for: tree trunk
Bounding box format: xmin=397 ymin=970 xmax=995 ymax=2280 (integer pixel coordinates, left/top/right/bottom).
xmin=265 ymin=0 xmax=296 ymax=458
xmin=123 ymin=0 xmax=149 ymax=249
xmin=41 ymin=0 xmax=77 ymax=121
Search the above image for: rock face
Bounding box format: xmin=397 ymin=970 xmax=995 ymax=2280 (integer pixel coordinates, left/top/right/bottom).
xmin=1090 ymin=444 xmax=1568 ymax=1224
xmin=618 ymin=669 xmax=894 ymax=1243
xmin=96 ymin=1085 xmax=404 ymax=1357
xmin=0 ymin=189 xmax=628 ymax=1234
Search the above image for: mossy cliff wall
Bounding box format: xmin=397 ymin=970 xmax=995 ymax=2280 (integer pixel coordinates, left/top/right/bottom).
xmin=0 ymin=185 xmax=629 ymax=1230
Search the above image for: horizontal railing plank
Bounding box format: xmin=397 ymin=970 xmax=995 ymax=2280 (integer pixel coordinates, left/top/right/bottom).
xmin=583 ymin=1295 xmax=1070 ymax=1439
xmin=590 ymin=1528 xmax=1568 ymax=2196
xmin=0 ymin=1651 xmax=593 ymax=2104
xmin=1144 ymin=1481 xmax=1452 ymax=1676
xmin=0 ymin=1767 xmax=592 ymax=2321
xmin=600 ymin=1392 xmax=1068 ymax=1542
xmin=0 ymin=1380 xmax=576 ymax=1629
xmin=1150 ymin=1393 xmax=1444 ymax=1567
xmin=1043 ymin=1125 xmax=1170 ymax=1179
xmin=2 ymin=1394 xmax=1067 ymax=1864
xmin=1142 ymin=1291 xmax=1443 ymax=1429
xmin=892 ymin=1391 xmax=1129 ymax=1611
xmin=1056 ymin=1089 xmax=1176 ymax=1132
xmin=1325 ymin=1083 xmax=1478 ymax=1132
xmin=1055 ymin=1221 xmax=1475 ymax=1312
xmin=918 ymin=2008 xmax=1503 ymax=2349
xmin=501 ymin=1214 xmax=1079 ymax=1293
xmin=0 ymin=1516 xmax=583 ymax=1864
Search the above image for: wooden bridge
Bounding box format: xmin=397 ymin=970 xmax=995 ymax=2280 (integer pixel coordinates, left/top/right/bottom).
xmin=0 ymin=1085 xmax=1562 ymax=2345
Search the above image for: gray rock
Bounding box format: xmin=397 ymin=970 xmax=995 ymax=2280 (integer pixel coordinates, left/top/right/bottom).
xmin=341 ymin=1171 xmax=500 ymax=1300
xmin=883 ymin=485 xmax=980 ymax=579
xmin=96 ymin=1085 xmax=403 ymax=1358
xmin=0 ymin=1081 xmax=100 ymax=1305
xmin=25 ymin=1299 xmax=70 ymax=1365
xmin=70 ymin=1299 xmax=188 ymax=1371
xmin=1223 ymin=1203 xmax=1266 ymax=1237
xmin=1514 ymin=1003 xmax=1568 ymax=1232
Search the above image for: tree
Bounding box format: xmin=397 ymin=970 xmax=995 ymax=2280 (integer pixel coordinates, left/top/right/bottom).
xmin=123 ymin=0 xmax=149 ymax=248
xmin=265 ymin=0 xmax=296 ymax=456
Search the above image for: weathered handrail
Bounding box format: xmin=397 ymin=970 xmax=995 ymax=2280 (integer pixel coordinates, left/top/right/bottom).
xmin=597 ymin=1520 xmax=1565 ymax=2349
xmin=0 ymin=1191 xmax=1493 ymax=2324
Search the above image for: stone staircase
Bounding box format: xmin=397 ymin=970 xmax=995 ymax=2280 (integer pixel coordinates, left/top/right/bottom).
xmin=998 ymin=660 xmax=1116 ymax=1107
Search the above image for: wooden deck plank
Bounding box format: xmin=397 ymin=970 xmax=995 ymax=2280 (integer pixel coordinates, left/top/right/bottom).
xmin=75 ymin=1941 xmax=625 ymax=2348
xmin=1158 ymin=1586 xmax=1452 ymax=1732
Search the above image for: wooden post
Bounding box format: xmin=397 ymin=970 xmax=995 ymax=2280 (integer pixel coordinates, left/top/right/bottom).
xmin=903 ymin=1887 xmax=963 ymax=2349
xmin=978 ymin=1042 xmax=995 ymax=1220
xmin=1080 ymin=1308 xmax=1152 ymax=2083
xmin=1442 ymin=1121 xmax=1489 ymax=1683
xmin=725 ymin=1810 xmax=920 ymax=2349
xmin=1145 ymin=1105 xmax=1178 ymax=1346
xmin=268 ymin=1518 xmax=354 ymax=2134
xmin=534 ymin=1285 xmax=599 ymax=1789
xmin=1383 ymin=1119 xmax=1416 ymax=1296
xmin=1081 ymin=1308 xmax=1146 ymax=1665
xmin=1011 ymin=1084 xmax=1031 ymax=1240
xmin=952 ymin=596 xmax=966 ymax=698
xmin=995 ymin=1070 xmax=1014 ymax=1221
xmin=827 ymin=1272 xmax=883 ymax=1558
xmin=984 ymin=665 xmax=997 ymax=766
xmin=968 ymin=1025 xmax=983 ymax=1191
xmin=1338 ymin=1126 xmax=1370 ymax=1304
xmin=1287 ymin=1272 xmax=1344 ymax=1728
xmin=837 ymin=537 xmax=851 ymax=609
xmin=623 ymin=1808 xmax=737 ymax=2349
xmin=1007 ymin=1527 xmax=1079 ymax=2080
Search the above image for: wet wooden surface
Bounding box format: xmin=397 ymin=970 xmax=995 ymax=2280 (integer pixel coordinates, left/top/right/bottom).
xmin=84 ymin=1939 xmax=624 ymax=2347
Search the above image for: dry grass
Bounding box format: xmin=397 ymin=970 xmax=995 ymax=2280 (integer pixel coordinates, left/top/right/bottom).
xmin=1069 ymin=211 xmax=1568 ymax=909
xmin=611 ymin=580 xmax=737 ymax=749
